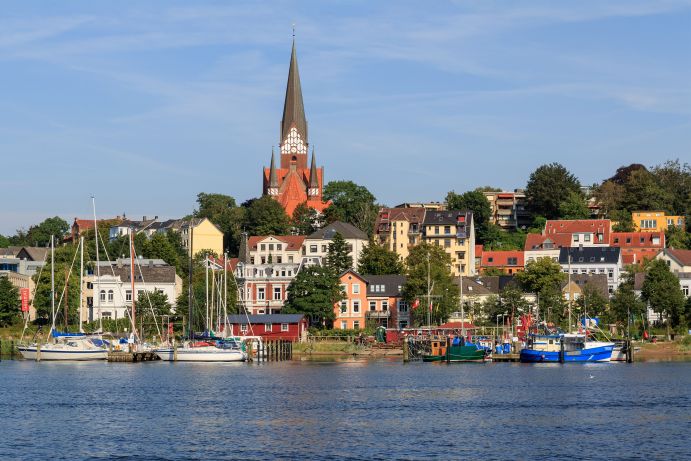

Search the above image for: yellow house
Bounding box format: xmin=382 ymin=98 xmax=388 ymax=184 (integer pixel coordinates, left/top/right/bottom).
xmin=422 ymin=210 xmax=476 ymax=277
xmin=180 ymin=218 xmax=224 ymax=256
xmin=374 ymin=207 xmax=426 ymax=261
xmin=632 ymin=211 xmax=685 ymax=233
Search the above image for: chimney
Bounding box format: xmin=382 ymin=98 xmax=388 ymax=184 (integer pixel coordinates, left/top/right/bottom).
xmin=239 ymin=232 xmax=250 ymax=263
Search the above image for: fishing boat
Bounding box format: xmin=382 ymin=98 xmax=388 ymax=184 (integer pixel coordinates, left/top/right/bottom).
xmin=520 ymin=333 xmax=614 ymax=363
xmin=154 ymin=221 xmax=246 ymax=362
xmin=18 ymin=235 xmax=108 ymax=361
xmin=422 ymin=336 xmax=491 ymax=362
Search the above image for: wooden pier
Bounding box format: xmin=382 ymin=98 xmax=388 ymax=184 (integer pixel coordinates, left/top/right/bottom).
xmin=107 ymin=351 xmax=160 ymax=362
xmin=247 ymin=339 xmax=293 ymax=362
xmin=491 ymin=354 xmax=520 ymax=362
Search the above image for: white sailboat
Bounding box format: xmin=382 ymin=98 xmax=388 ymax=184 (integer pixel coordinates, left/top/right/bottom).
xmin=18 ymin=235 xmax=108 ymax=361
xmin=154 ymin=221 xmax=246 ymax=362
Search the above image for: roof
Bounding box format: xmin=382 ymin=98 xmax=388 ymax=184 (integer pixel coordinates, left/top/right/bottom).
xmin=558 ymin=247 xmax=621 ymax=264
xmin=281 ymin=39 xmax=307 ymax=143
xmin=364 ymin=274 xmax=407 ymax=297
xmin=610 ymin=231 xmax=665 ymax=248
xmin=0 ymin=246 xmax=23 ymax=258
xmin=423 ymin=210 xmax=472 ymax=226
xmin=454 ymin=277 xmax=493 ymax=296
xmin=375 ymin=207 xmax=426 ymax=234
xmin=471 ymin=275 xmax=520 ymax=294
xmin=524 ymin=233 xmax=572 ymax=251
xmin=661 ymin=249 xmax=691 ymax=267
xmin=474 ymin=245 xmax=483 ymax=257
xmin=248 ymin=235 xmax=305 ymax=251
xmin=544 ymin=219 xmax=611 ymax=238
xmin=98 ymin=265 xmax=177 ymax=284
xmin=226 ymin=314 xmax=305 ymax=324
xmin=560 ymin=274 xmax=609 ymax=298
xmin=308 ymin=221 xmax=368 ymax=241
xmin=481 ymin=250 xmax=524 ymax=267
xmin=16 ymin=247 xmax=49 ymax=262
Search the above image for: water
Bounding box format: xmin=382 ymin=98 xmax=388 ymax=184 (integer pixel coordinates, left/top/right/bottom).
xmin=1 ymin=359 xmax=690 ymax=460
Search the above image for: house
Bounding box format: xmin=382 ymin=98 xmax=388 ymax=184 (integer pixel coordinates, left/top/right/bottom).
xmin=375 ymin=207 xmax=426 ymax=261
xmin=179 ymin=218 xmax=224 ymax=257
xmin=0 ymin=246 xmax=47 ymax=276
xmin=559 ymin=247 xmax=622 ymax=295
xmin=364 ymin=274 xmax=408 ymax=329
xmin=394 ymin=202 xmax=445 ymax=210
xmin=610 ymin=231 xmax=664 ymax=266
xmin=544 ymin=219 xmax=611 ymax=246
xmin=234 ymin=234 xmax=306 ymax=315
xmin=0 ymin=272 xmax=36 ymax=320
xmin=632 ymin=211 xmax=685 ymax=232
xmin=480 ymin=250 xmax=524 ymax=274
xmin=482 ymin=190 xmax=531 ymax=230
xmin=560 ymin=274 xmax=609 ymax=302
xmin=524 ymin=233 xmax=570 ymax=263
xmin=109 ymin=216 xmax=159 ymax=240
xmin=303 ymin=221 xmax=368 ymax=270
xmin=86 ymin=260 xmax=181 ymax=322
xmin=66 ymin=216 xmax=122 ymax=243
xmin=334 ymin=270 xmax=368 ymax=330
xmin=226 ymin=314 xmax=308 ymax=342
xmin=422 ymin=210 xmax=476 ymax=276
xmin=633 ymin=271 xmax=690 ymax=323
xmin=654 ymin=249 xmax=691 ymax=273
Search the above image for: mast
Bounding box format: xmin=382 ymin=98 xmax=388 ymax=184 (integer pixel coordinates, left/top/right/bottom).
xmin=79 ymin=237 xmax=84 ymax=332
xmin=50 ymin=235 xmax=55 ymax=334
xmin=426 ymin=252 xmax=431 ymax=328
xmin=92 ymin=196 xmax=102 ymax=332
xmin=187 ymin=219 xmax=194 ymax=339
xmin=205 ymin=256 xmax=209 ymax=332
xmin=129 ymin=231 xmax=137 ymax=342
xmin=567 ymin=252 xmax=572 ymax=333
xmin=223 ymin=252 xmax=228 ymax=336
xmin=460 ymin=273 xmax=465 ymax=338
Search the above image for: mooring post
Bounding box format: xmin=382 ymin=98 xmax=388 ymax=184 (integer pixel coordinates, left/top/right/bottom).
xmin=247 ymin=340 xmax=253 ymax=362
xmin=445 ymin=335 xmax=451 ymax=363
xmin=559 ymin=340 xmax=565 ymax=364
xmin=173 ymin=342 xmax=178 ymax=362
xmin=626 ymin=339 xmax=633 ymax=363
xmin=403 ymin=337 xmax=410 ymax=363
xmin=0 ymin=339 xmax=3 ymax=361
xmin=36 ymin=343 xmax=41 ymax=362
xmin=10 ymin=341 xmax=15 ymax=360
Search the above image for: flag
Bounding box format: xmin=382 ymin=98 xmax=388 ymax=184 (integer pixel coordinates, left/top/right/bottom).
xmin=412 ymin=299 xmax=420 ymax=310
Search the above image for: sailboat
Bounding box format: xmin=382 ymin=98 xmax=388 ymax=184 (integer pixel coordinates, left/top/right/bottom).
xmin=154 ymin=220 xmax=245 ymax=362
xmin=18 ymin=235 xmax=109 ymax=361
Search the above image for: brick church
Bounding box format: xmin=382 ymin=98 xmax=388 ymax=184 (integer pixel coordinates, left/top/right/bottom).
xmin=262 ymin=39 xmax=330 ymax=216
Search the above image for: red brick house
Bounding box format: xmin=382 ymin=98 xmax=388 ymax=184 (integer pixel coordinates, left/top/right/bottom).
xmin=480 ymin=250 xmax=525 ymax=274
xmin=610 ymin=231 xmax=664 ymax=265
xmin=226 ymin=314 xmax=308 ymax=342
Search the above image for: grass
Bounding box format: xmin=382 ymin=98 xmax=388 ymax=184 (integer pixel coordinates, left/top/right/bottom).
xmin=293 ymin=341 xmax=365 ymax=355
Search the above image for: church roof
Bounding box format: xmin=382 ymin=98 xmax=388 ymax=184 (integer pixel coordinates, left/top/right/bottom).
xmin=281 ymin=39 xmax=307 ymax=143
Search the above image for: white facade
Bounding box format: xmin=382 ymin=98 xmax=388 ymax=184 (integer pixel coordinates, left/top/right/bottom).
xmin=560 ymin=261 xmax=621 ymax=295
xmin=235 ymin=262 xmax=302 ymax=315
xmin=302 ymin=236 xmax=368 ymax=270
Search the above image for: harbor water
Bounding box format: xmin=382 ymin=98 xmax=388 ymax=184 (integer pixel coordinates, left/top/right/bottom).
xmin=1 ymin=359 xmax=689 ymax=460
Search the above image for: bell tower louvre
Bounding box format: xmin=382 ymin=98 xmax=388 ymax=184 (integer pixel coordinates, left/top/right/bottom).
xmin=262 ymin=38 xmax=330 ymax=217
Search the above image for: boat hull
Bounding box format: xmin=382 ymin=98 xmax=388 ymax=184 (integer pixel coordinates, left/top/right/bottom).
xmin=18 ymin=347 xmax=108 ymax=361
xmin=154 ymin=347 xmax=246 ymax=362
xmin=447 ymin=345 xmax=488 ymax=362
xmin=520 ymin=344 xmax=614 ymax=363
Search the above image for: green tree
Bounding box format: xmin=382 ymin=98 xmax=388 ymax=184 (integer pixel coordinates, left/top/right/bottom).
xmin=323 ymin=181 xmax=378 ymax=235
xmin=142 ymin=232 xmax=180 ymax=268
xmin=283 ymin=266 xmax=343 ymax=326
xmin=32 ymin=244 xmax=82 ymax=323
xmin=610 ymin=209 xmax=635 ymax=232
xmin=594 ymin=181 xmax=624 ymax=217
xmin=402 ymin=243 xmax=459 ymax=325
xmin=685 ymin=297 xmax=691 ymax=330
xmin=515 ymin=258 xmax=566 ymax=295
xmin=619 ymin=169 xmax=673 ymax=212
xmin=500 ymin=284 xmax=531 ymax=325
xmin=0 ymin=276 xmax=20 ymax=327
xmin=357 ymin=240 xmax=404 ymax=275
xmin=0 ymin=235 xmax=9 ymax=248
xmin=19 ymin=216 xmax=70 ymax=247
xmin=244 ymin=196 xmax=291 ymax=236
xmin=666 ymin=225 xmax=690 ymax=249
xmin=525 ymin=163 xmax=581 ymax=219
xmin=291 ymin=202 xmax=322 ymax=235
xmin=137 ymin=290 xmax=172 ymax=318
xmin=195 ymin=193 xmax=246 ymax=255
xmin=559 ymin=190 xmax=590 ymax=219
xmin=641 ymin=259 xmax=685 ymax=337
xmin=650 ymin=159 xmax=691 ymax=217
xmin=325 ymin=232 xmax=353 ymax=274
xmin=446 ymin=190 xmax=492 ymax=242
xmin=609 ymin=268 xmax=646 ymax=327
xmin=575 ymin=283 xmax=609 ymax=318
xmin=482 ymin=224 xmax=527 ymax=250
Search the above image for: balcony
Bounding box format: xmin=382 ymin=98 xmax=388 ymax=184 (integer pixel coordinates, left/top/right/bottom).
xmin=366 ymin=311 xmax=391 ymax=319
xmin=496 ymin=199 xmax=514 ymax=206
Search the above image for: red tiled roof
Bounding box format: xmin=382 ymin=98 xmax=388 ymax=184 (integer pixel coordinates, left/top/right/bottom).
xmin=610 ymin=231 xmax=665 ymax=248
xmin=544 ymin=219 xmax=611 ymax=242
xmin=475 ymin=245 xmax=483 ymax=256
xmin=524 ymin=233 xmax=571 ymax=251
xmin=248 ymin=235 xmax=305 ymax=251
xmin=665 ymin=249 xmax=691 ymax=266
xmin=481 ymin=250 xmax=524 ymax=267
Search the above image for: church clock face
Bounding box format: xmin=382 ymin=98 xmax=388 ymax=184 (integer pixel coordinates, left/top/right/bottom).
xmin=281 ymin=127 xmax=307 ymax=155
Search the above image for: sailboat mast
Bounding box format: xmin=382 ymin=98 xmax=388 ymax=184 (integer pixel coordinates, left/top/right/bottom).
xmin=187 ymin=220 xmax=194 ymax=339
xmin=129 ymin=231 xmax=137 ymax=340
xmin=92 ymin=196 xmax=102 ymax=331
xmin=79 ymin=237 xmax=84 ymax=332
xmin=460 ymin=274 xmax=465 ymax=337
xmin=223 ymin=253 xmax=228 ymax=335
xmin=50 ymin=235 xmax=55 ymax=331
xmin=205 ymin=257 xmax=209 ymax=332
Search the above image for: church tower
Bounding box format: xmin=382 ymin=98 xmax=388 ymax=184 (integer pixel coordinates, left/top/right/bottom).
xmin=262 ymin=38 xmax=330 ymax=216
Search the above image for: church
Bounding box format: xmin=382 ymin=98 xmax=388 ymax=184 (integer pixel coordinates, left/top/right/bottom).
xmin=262 ymin=39 xmax=330 ymax=217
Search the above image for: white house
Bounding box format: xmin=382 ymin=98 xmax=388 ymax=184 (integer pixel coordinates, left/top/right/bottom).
xmin=559 ymin=247 xmax=622 ymax=295
xmin=303 ymin=221 xmax=369 ymax=270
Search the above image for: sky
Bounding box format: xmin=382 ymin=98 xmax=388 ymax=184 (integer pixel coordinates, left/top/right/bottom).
xmin=1 ymin=0 xmax=690 ymax=235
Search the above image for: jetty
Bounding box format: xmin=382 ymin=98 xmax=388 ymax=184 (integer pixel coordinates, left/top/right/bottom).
xmin=107 ymin=351 xmax=160 ymax=362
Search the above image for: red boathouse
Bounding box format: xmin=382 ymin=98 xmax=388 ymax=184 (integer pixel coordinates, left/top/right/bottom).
xmin=226 ymin=314 xmax=308 ymax=342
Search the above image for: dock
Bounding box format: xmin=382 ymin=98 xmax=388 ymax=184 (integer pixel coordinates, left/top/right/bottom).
xmin=107 ymin=351 xmax=160 ymax=362
xmin=491 ymin=354 xmax=520 ymax=362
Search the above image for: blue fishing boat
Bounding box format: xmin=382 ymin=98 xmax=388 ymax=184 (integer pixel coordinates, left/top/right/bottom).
xmin=520 ymin=333 xmax=614 ymax=363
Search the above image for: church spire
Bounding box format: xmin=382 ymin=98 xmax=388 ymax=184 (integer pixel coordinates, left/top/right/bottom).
xmin=281 ymin=37 xmax=307 ymax=145
xmin=308 ymin=147 xmax=319 ymax=196
xmin=268 ymin=147 xmax=279 ymax=195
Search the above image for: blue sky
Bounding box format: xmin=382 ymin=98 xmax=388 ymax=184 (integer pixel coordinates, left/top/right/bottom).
xmin=2 ymin=0 xmax=690 ymax=235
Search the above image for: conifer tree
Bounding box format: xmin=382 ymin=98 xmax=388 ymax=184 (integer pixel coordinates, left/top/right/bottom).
xmin=325 ymin=232 xmax=352 ymax=274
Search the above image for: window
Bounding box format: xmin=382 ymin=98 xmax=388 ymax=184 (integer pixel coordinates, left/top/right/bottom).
xmin=398 ymin=300 xmax=408 ymax=312
xmin=444 ymin=239 xmax=451 ymax=248
xmin=584 ymin=234 xmax=591 ymax=242
xmin=353 ymin=300 xmax=360 ymax=313
xmin=488 ymin=257 xmax=494 ymax=263
xmin=613 ymin=238 xmax=619 ymax=244
xmin=444 ymin=225 xmax=451 ymax=234
xmin=100 ymin=290 xmax=106 ymax=302
xmin=261 ymin=256 xmax=266 ymax=264
xmin=257 ymin=287 xmax=265 ymax=300
xmin=273 ymin=287 xmax=282 ymax=300
xmin=341 ymin=321 xmax=347 ymax=330
xmin=340 ymin=300 xmax=347 ymax=314
xmin=108 ymin=290 xmax=114 ymax=302
xmin=322 ymin=245 xmax=328 ymax=253
xmin=352 ymin=284 xmax=360 ymax=294
xmin=276 ymin=244 xmax=282 ymax=251
xmin=435 ymin=226 xmax=440 ymax=235
xmin=369 ymin=301 xmax=376 ymax=311
xmin=277 ymin=256 xmax=282 ymax=263
xmin=573 ymin=234 xmax=580 ymax=242
xmin=626 ymin=238 xmax=631 ymax=244
xmin=281 ymin=323 xmax=289 ymax=332
xmin=260 ymin=244 xmax=265 ymax=251
xmin=353 ymin=321 xmax=360 ymax=329
xmin=382 ymin=300 xmax=388 ymax=311
xmin=265 ymin=323 xmax=272 ymax=332
xmin=288 ymin=255 xmax=293 ymax=263
xmin=126 ymin=290 xmax=132 ymax=302
xmin=101 ymin=311 xmax=112 ymax=319
xmin=269 ymin=244 xmax=274 ymax=251
xmin=310 ymin=245 xmax=318 ymax=253
xmin=508 ymin=257 xmax=517 ymax=265
xmin=641 ymin=219 xmax=657 ymax=229
xmin=608 ymin=269 xmax=614 ymax=279
xmin=240 ymin=323 xmax=248 ymax=333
